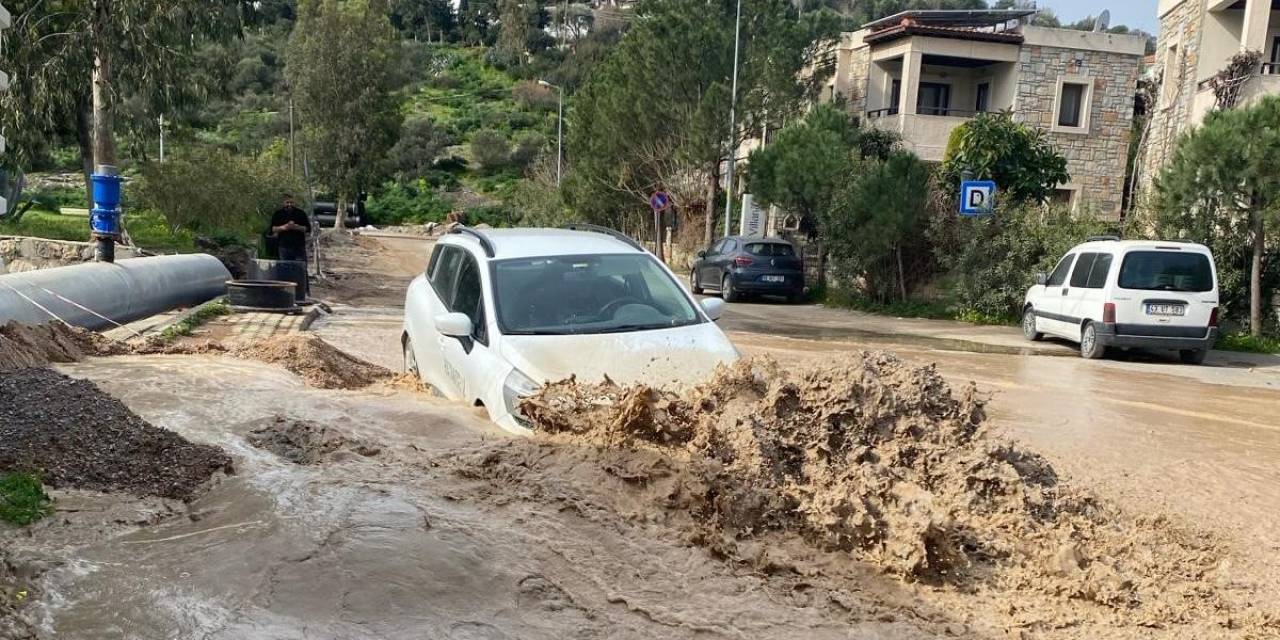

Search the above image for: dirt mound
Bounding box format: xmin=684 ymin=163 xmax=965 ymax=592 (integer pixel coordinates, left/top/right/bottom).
xmin=508 ymin=353 xmax=1274 ymax=633
xmin=234 ymin=335 xmax=392 ymax=389
xmin=246 ymin=416 xmax=382 ymax=464
xmin=0 ymin=368 xmax=233 ymax=501
xmin=0 ymin=321 xmax=125 ymax=371
xmin=0 ymin=554 xmax=37 ymax=639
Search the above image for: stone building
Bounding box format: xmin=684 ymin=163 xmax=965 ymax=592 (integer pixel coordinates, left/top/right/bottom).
xmin=823 ymin=9 xmax=1146 ymax=219
xmin=1137 ymin=0 xmax=1280 ymax=190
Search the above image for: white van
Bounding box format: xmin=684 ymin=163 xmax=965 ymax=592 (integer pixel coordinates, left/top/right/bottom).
xmin=1022 ymin=238 xmax=1219 ymax=363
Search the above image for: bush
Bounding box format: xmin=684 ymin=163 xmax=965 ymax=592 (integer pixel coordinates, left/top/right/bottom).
xmin=135 ymin=149 xmax=303 ymax=241
xmin=365 ymin=181 xmax=453 ymax=226
xmin=510 ymin=131 xmax=546 ymax=170
xmin=940 ymin=112 xmax=1070 ymax=206
xmin=0 ymin=472 xmax=52 ymax=526
xmin=389 ymin=118 xmax=456 ymax=182
xmin=512 ymin=80 xmax=559 ymax=111
xmin=470 ymin=129 xmax=512 ymax=171
xmin=930 ymin=204 xmax=1113 ymax=321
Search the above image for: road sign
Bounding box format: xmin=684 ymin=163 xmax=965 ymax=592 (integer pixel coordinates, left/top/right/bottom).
xmin=960 ymin=180 xmax=997 ymax=217
xmin=650 ymin=191 xmax=671 ymax=212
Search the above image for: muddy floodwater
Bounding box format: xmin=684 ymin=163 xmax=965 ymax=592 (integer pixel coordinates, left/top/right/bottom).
xmin=31 ymin=356 xmax=950 ymax=639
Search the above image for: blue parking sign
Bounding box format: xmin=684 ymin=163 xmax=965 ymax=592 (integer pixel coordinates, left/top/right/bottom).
xmin=960 ymin=180 xmax=997 ymax=217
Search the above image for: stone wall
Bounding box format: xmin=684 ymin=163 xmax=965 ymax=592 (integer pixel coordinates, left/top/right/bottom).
xmin=0 ymin=237 xmax=140 ymax=274
xmin=845 ymin=46 xmax=872 ymax=116
xmin=1013 ymin=45 xmax=1142 ymax=219
xmin=1137 ymin=0 xmax=1204 ymax=194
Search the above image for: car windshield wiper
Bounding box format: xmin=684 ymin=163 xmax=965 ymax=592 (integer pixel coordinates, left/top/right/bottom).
xmin=595 ymin=323 xmax=677 ymax=334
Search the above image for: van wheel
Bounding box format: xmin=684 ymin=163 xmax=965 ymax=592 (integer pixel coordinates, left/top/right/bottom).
xmin=722 ymin=276 xmax=738 ymax=303
xmin=690 ymin=270 xmax=704 ymax=295
xmin=403 ymin=335 xmax=420 ymax=377
xmin=1022 ymin=307 xmax=1044 ymax=342
xmin=1080 ymin=322 xmax=1106 ymax=359
xmin=1179 ymin=349 xmax=1208 ymax=365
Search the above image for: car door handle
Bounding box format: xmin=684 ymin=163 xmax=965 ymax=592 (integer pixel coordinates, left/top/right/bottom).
xmin=1061 ymin=289 xmax=1069 ymax=296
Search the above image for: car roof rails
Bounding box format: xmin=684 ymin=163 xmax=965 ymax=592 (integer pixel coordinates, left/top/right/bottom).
xmin=562 ymin=223 xmax=645 ymax=252
xmin=447 ymin=225 xmax=496 ymax=258
xmin=1087 ymin=235 xmax=1121 ymax=242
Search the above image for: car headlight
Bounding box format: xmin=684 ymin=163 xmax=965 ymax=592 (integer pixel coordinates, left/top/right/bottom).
xmin=502 ymin=369 xmax=542 ymax=422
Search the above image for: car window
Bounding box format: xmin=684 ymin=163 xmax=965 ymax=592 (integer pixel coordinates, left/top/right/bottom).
xmin=745 ymin=242 xmax=796 ymax=257
xmin=431 ymin=246 xmax=464 ymax=307
xmin=709 ymin=240 xmax=728 ymax=255
xmin=492 ymin=254 xmax=701 ymax=335
xmin=1046 ymin=254 xmax=1075 ymax=287
xmin=426 ymin=244 xmax=442 ymax=277
xmin=1070 ymin=253 xmax=1098 ymax=288
xmin=1119 ymin=251 xmax=1214 ymax=292
xmin=452 ymin=254 xmax=487 ymax=344
xmin=1085 ymin=253 xmax=1113 ymax=289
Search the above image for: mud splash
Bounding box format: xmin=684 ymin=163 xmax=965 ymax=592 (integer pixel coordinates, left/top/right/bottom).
xmin=504 ymin=353 xmax=1276 ymax=634
xmin=232 ymin=335 xmax=393 ymax=389
xmin=247 ymin=415 xmax=383 ymax=464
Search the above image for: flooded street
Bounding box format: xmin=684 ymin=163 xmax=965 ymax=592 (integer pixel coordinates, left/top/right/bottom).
xmin=12 ymin=234 xmax=1280 ymax=638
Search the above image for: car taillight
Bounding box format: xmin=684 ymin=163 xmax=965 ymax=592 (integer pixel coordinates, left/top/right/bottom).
xmin=733 ymin=256 xmax=754 ymax=267
xmin=1209 ymin=306 xmax=1220 ymax=327
xmin=1102 ymin=302 xmax=1116 ymax=324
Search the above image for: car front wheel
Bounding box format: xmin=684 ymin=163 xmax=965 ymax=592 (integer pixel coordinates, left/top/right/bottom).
xmin=1022 ymin=307 xmax=1044 ymax=342
xmin=690 ymin=270 xmax=704 ymax=295
xmin=403 ymin=335 xmax=420 ymax=377
xmin=1080 ymin=322 xmax=1106 ymax=359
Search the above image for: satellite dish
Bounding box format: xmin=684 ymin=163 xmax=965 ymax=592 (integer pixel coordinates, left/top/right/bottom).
xmin=1094 ymin=10 xmax=1111 ymax=32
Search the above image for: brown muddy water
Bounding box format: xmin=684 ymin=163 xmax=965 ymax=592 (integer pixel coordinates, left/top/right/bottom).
xmin=27 ymin=355 xmax=949 ymax=639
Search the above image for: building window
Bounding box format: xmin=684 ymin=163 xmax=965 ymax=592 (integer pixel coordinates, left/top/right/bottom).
xmin=890 ymin=79 xmax=901 ymax=114
xmin=918 ymin=82 xmax=951 ymax=116
xmin=1057 ymin=83 xmax=1087 ymax=127
xmin=1052 ymin=77 xmax=1092 ymax=133
xmin=976 ymin=82 xmax=991 ymax=113
xmin=1161 ymin=42 xmax=1181 ymax=107
xmin=1051 ymin=188 xmax=1078 ymax=211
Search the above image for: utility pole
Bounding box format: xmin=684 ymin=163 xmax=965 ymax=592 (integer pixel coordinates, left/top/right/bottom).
xmin=289 ymin=98 xmax=297 ymax=177
xmin=539 ymin=80 xmax=564 ymax=186
xmin=158 ymin=114 xmax=166 ymax=163
xmin=722 ymin=0 xmax=743 ymax=238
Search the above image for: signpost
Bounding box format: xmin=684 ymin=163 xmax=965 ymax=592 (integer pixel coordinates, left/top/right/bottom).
xmin=959 ymin=180 xmax=997 ymax=217
xmin=739 ymin=194 xmax=765 ymax=238
xmin=650 ymin=191 xmax=671 ymax=261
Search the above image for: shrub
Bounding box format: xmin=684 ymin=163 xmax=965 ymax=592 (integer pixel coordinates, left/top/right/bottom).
xmin=0 ymin=472 xmax=53 ymax=526
xmin=470 ymin=130 xmax=512 ymax=171
xmin=365 ymin=180 xmax=453 ymax=226
xmin=940 ymin=112 xmax=1070 ymax=206
xmin=930 ymin=204 xmax=1113 ymax=321
xmin=512 ymin=80 xmax=559 ymax=111
xmin=389 ymin=118 xmax=456 ymax=182
xmin=510 ymin=131 xmax=546 ymax=170
xmin=135 ymin=149 xmax=303 ymax=240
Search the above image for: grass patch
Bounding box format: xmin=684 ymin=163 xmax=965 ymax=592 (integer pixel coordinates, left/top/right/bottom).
xmin=822 ymin=287 xmax=956 ymax=321
xmin=159 ymin=299 xmax=232 ymax=342
xmin=0 ymin=473 xmax=53 ymax=526
xmin=1215 ymin=331 xmax=1280 ymax=354
xmin=0 ymin=208 xmax=197 ymax=254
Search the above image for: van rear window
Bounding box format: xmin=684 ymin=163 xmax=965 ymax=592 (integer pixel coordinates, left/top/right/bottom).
xmin=1118 ymin=251 xmax=1213 ymax=292
xmin=745 ymin=243 xmax=796 ymax=257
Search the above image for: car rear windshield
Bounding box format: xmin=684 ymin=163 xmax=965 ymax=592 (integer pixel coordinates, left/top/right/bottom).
xmin=492 ymin=254 xmax=702 ymax=335
xmin=1118 ymin=251 xmax=1214 ymax=292
xmin=744 ymin=242 xmax=795 ymax=257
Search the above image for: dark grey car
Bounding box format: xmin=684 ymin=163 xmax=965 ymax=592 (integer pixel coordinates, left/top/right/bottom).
xmin=690 ymin=236 xmax=804 ymax=303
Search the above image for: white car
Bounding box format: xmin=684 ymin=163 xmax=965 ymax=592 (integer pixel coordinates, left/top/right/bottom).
xmin=1022 ymin=237 xmax=1219 ymax=363
xmin=402 ymin=225 xmax=739 ymax=433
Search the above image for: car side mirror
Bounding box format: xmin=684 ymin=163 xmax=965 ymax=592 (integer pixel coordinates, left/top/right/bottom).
xmin=435 ymin=312 xmax=474 ymax=338
xmin=697 ymin=250 xmax=707 ymax=259
xmin=700 ymin=298 xmax=726 ymax=321
xmin=1035 ymin=272 xmax=1048 ymax=286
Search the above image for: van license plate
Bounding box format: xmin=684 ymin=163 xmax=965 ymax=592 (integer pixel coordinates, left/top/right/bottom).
xmin=1146 ymin=304 xmax=1186 ymax=317
xmin=762 ymin=275 xmax=785 ymax=283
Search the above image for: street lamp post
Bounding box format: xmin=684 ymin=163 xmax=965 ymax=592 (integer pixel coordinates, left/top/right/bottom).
xmin=539 ymin=80 xmax=564 ymax=187
xmin=722 ymin=0 xmax=743 ymax=238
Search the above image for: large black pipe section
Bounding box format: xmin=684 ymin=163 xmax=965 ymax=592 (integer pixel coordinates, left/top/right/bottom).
xmin=0 ymin=254 xmax=231 ymax=331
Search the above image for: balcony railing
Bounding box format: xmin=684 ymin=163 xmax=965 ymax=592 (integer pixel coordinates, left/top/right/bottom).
xmin=866 ymin=107 xmax=983 ymax=119
xmin=1198 ymin=62 xmax=1280 ymax=91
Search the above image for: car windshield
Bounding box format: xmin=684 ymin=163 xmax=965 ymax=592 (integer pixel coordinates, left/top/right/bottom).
xmin=745 ymin=242 xmax=795 ymax=257
xmin=492 ymin=254 xmax=702 ymax=335
xmin=1118 ymin=251 xmax=1214 ymax=292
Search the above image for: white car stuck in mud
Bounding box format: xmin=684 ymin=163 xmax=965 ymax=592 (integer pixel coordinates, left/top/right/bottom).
xmin=402 ymin=225 xmax=739 ymax=433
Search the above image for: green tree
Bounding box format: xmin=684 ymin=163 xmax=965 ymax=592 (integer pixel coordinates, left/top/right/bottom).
xmin=745 ymin=104 xmax=866 ymax=234
xmin=391 ymin=0 xmax=456 ymax=42
xmin=1154 ymin=96 xmax=1280 ymax=337
xmin=825 ymin=151 xmax=932 ymax=301
xmin=568 ymin=0 xmax=837 ymax=242
xmin=940 ymin=111 xmax=1070 ymax=206
xmin=287 ymin=0 xmax=405 ymax=229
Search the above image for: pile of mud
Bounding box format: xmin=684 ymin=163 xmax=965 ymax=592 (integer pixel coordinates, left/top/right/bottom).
xmin=0 ymin=321 xmax=125 ymax=371
xmin=508 ymin=354 xmax=1272 ymax=632
xmin=247 ymin=416 xmax=382 ymax=464
xmin=0 ymin=368 xmax=233 ymax=500
xmin=0 ymin=555 xmax=36 ymax=640
xmin=234 ymin=335 xmax=392 ymax=389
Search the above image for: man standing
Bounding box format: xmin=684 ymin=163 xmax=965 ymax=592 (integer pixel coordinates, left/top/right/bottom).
xmin=269 ymin=194 xmax=312 ymax=262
